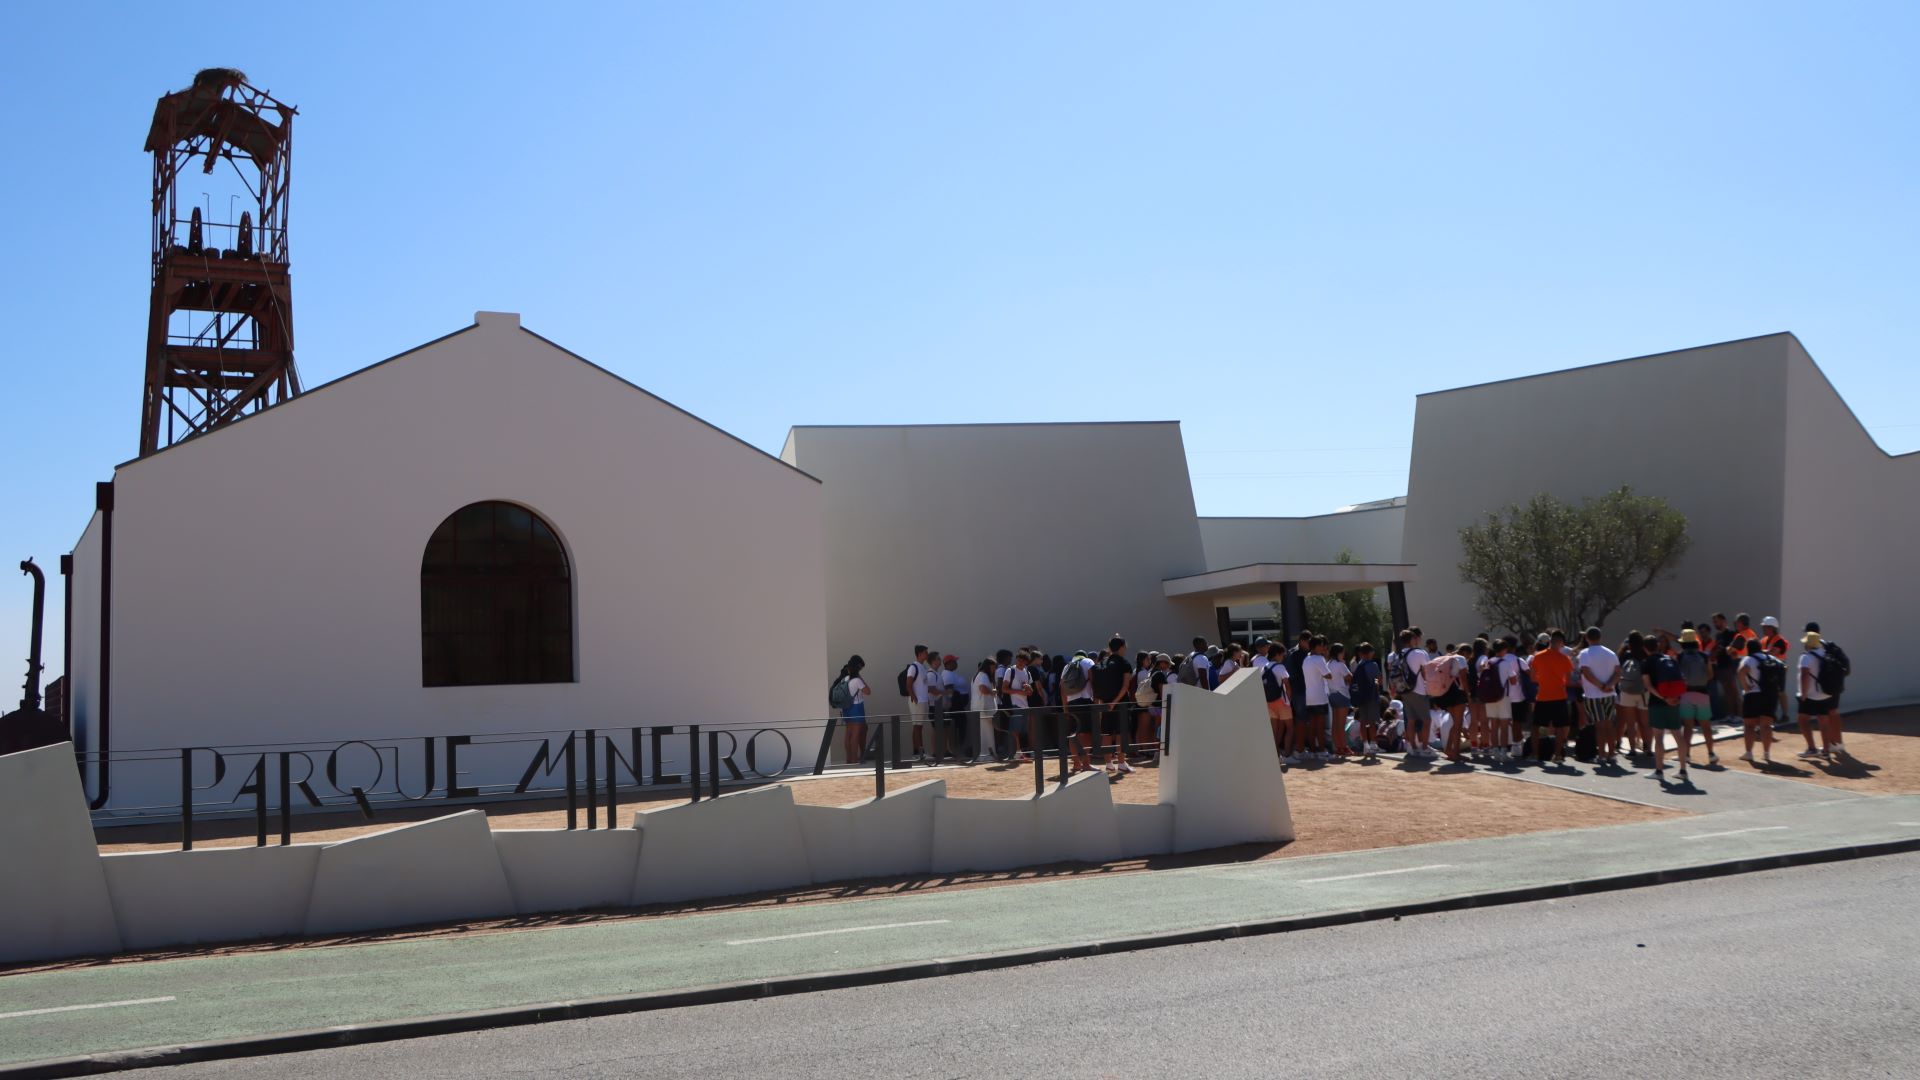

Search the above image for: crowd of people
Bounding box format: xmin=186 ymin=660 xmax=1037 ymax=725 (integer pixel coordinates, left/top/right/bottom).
xmin=822 ymin=612 xmax=1855 ymax=783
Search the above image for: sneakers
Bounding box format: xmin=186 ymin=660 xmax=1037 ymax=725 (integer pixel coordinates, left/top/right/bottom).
xmin=1830 ymin=742 xmax=1848 ymax=758
xmin=1797 ymin=748 xmax=1823 ymax=761
xmin=1283 ymin=754 xmax=1303 ymax=766
xmin=1739 ymin=751 xmax=1755 ymax=763
xmin=1708 ymin=752 xmax=1721 ymax=766
xmin=1118 ymin=760 xmax=1136 ymax=775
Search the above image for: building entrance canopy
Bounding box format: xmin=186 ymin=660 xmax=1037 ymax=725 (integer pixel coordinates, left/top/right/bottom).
xmin=1162 ymin=562 xmax=1419 ymax=644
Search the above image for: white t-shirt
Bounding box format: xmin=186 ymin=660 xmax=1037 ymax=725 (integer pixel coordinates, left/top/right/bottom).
xmin=1217 ymin=659 xmax=1240 ymax=683
xmin=1576 ymin=645 xmax=1620 ymax=697
xmin=1005 ymin=666 xmax=1034 ymax=706
xmin=1738 ymin=654 xmax=1762 ymax=693
xmin=1252 ymin=655 xmax=1271 ymax=673
xmin=1401 ymin=648 xmax=1432 ymax=693
xmin=1191 ymin=653 xmax=1213 ymax=687
xmin=907 ymin=660 xmax=932 ymax=704
xmin=1327 ymin=659 xmax=1351 ymax=699
xmin=971 ymin=671 xmax=995 ymax=709
xmin=1065 ymin=657 xmax=1096 ymax=702
xmin=1498 ymin=654 xmax=1524 ymax=702
xmin=1800 ymin=650 xmax=1831 ymax=700
xmin=847 ymin=675 xmax=869 ymax=703
xmin=1302 ymin=653 xmax=1331 ymax=706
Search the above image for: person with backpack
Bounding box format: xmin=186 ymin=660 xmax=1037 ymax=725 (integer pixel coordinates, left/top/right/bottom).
xmin=1389 ymin=628 xmax=1433 ymax=761
xmin=1759 ymin=616 xmax=1792 ymax=729
xmin=1093 ymin=635 xmax=1137 ymax=775
xmin=1423 ymin=644 xmax=1471 ymax=763
xmin=1261 ymin=641 xmax=1293 ymax=759
xmin=1350 ymin=642 xmax=1384 ymax=761
xmin=1674 ymin=628 xmax=1721 ymax=769
xmin=1614 ymin=632 xmax=1650 ymax=759
xmin=1738 ymin=639 xmax=1781 ymax=763
xmin=1797 ymin=628 xmax=1850 ymax=760
xmin=1061 ymin=648 xmax=1098 ymax=774
xmin=1645 ymin=635 xmax=1688 ymax=780
xmin=900 ymin=645 xmax=934 ymax=764
xmin=1185 ymin=637 xmax=1214 ymax=691
xmin=1299 ymin=635 xmax=1333 ymax=762
xmin=1577 ymin=627 xmax=1621 ymax=767
xmin=830 ymin=656 xmax=871 ymax=765
xmin=1001 ymin=650 xmax=1038 ymax=763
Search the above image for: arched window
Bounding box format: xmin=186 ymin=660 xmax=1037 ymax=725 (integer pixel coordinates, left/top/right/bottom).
xmin=420 ymin=502 xmax=573 ymax=687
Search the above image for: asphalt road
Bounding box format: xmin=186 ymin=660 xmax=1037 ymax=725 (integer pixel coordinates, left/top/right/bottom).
xmin=118 ymin=851 xmax=1920 ymax=1080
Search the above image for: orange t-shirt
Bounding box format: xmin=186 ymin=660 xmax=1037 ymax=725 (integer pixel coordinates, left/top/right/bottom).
xmin=1530 ymin=649 xmax=1574 ymax=701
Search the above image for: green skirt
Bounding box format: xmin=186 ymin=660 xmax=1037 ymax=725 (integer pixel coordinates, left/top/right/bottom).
xmin=1649 ymin=701 xmax=1681 ymax=730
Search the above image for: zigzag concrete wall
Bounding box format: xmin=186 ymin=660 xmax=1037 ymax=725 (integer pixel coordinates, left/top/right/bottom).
xmin=0 ymin=679 xmax=1289 ymax=962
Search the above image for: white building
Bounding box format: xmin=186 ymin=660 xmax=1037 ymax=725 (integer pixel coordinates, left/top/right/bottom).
xmin=68 ymin=313 xmax=828 ymax=812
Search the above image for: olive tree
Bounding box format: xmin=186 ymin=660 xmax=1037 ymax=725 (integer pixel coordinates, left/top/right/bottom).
xmin=1458 ymin=487 xmax=1690 ymax=635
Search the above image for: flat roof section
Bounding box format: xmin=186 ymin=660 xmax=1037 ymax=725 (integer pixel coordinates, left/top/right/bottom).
xmin=1163 ymin=562 xmax=1419 ymax=605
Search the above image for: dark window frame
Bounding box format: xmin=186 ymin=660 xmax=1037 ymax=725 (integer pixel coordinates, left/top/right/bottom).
xmin=420 ymin=501 xmax=574 ymax=688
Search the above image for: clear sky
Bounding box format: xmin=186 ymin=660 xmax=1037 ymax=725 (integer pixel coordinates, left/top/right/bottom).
xmin=2 ymin=1 xmax=1917 ymax=680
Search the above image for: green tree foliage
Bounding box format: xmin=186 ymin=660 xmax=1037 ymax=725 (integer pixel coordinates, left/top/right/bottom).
xmin=1458 ymin=487 xmax=1690 ymax=635
xmin=1273 ymin=551 xmax=1393 ymax=651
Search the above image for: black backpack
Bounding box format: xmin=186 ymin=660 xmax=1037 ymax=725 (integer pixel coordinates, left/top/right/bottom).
xmin=1261 ymin=663 xmax=1285 ymax=702
xmin=1752 ymin=652 xmax=1787 ymax=696
xmin=897 ymin=662 xmax=918 ymax=697
xmin=1816 ymin=642 xmax=1850 ymax=695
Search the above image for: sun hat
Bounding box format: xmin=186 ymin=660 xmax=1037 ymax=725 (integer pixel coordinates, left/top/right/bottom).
xmin=1803 ymin=631 xmax=1823 ymax=648
xmin=1679 ymin=628 xmax=1699 ymax=645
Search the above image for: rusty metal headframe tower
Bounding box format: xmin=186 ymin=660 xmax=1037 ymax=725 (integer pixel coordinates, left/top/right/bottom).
xmin=140 ymin=68 xmax=301 ymax=457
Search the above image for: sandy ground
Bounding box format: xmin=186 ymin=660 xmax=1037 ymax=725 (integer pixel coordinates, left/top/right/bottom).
xmin=1698 ymin=705 xmax=1920 ymax=795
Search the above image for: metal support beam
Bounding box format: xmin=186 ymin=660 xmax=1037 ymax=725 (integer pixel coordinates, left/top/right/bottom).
xmin=1388 ymin=581 xmax=1411 ymax=633
xmin=1215 ymin=606 xmax=1233 ymax=647
xmin=1279 ymin=581 xmax=1305 ymax=643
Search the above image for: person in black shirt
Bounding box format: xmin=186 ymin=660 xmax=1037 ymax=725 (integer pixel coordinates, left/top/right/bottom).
xmin=1091 ymin=635 xmax=1136 ymax=776
xmin=1284 ymin=631 xmax=1312 ymax=760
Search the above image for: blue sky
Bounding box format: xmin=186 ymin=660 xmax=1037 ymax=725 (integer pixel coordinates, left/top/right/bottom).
xmin=2 ymin=1 xmax=1916 ymax=678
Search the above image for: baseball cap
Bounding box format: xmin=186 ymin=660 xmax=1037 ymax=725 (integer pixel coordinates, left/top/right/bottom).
xmin=1804 ymin=621 xmax=1821 ymax=633
xmin=942 ymin=653 xmax=958 ymax=663
xmin=1761 ymin=616 xmax=1779 ymax=628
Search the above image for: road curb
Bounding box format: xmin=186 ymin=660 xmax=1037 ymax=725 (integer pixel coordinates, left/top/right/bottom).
xmin=9 ymin=836 xmax=1920 ymax=1078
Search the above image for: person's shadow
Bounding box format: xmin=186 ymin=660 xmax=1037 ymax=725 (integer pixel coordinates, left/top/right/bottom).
xmin=1813 ymin=755 xmax=1878 ymax=781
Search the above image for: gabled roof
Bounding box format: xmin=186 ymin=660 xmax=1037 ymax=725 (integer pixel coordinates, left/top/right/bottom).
xmin=116 ymin=314 xmax=818 ymax=483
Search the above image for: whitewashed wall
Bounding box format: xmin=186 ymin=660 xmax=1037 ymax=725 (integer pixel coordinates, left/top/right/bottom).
xmin=68 ymin=314 xmax=827 ymax=811
xmin=1779 ymin=336 xmax=1920 ymax=709
xmin=1199 ymin=505 xmax=1406 ymax=568
xmin=782 ymin=422 xmax=1216 ymax=689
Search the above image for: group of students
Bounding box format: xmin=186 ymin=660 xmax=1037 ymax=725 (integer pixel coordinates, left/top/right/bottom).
xmin=827 ymin=635 xmax=1267 ymax=777
xmin=824 ymin=611 xmax=1854 ymax=785
xmin=1369 ymin=613 xmax=1853 ymax=780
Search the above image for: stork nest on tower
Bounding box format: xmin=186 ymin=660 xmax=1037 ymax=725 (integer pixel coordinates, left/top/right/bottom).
xmin=193 ymin=67 xmax=249 ymax=89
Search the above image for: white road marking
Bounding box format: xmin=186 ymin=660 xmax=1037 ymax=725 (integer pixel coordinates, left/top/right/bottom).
xmin=1895 ymin=822 xmax=1920 ymax=828
xmin=1300 ymin=864 xmax=1452 ymax=884
xmin=0 ymin=996 xmax=176 ymax=1021
xmin=725 ymin=919 xmax=950 ymax=946
xmin=1682 ymin=825 xmax=1790 ymax=841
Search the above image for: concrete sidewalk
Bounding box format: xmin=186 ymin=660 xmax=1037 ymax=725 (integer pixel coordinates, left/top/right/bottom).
xmin=4 ymin=793 xmax=1917 ymax=1074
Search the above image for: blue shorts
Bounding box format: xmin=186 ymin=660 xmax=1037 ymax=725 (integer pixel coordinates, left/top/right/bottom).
xmin=1329 ymin=693 xmax=1351 ymax=709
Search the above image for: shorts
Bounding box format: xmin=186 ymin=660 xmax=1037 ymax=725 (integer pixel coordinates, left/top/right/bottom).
xmin=1798 ymin=695 xmax=1836 ymax=717
xmin=1356 ymin=699 xmax=1383 ymax=725
xmin=1649 ymin=701 xmax=1681 ymax=730
xmin=1398 ymin=691 xmax=1430 ymax=725
xmin=1101 ymin=702 xmax=1131 ymax=737
xmin=1485 ymin=698 xmax=1512 ymax=720
xmin=907 ymin=700 xmax=929 ymax=727
xmin=1582 ymin=696 xmax=1615 ymax=727
xmin=1615 ymin=691 xmax=1646 ymax=710
xmin=1267 ymin=698 xmax=1292 ymax=722
xmin=1329 ymin=692 xmax=1351 ymax=710
xmin=1742 ymin=692 xmax=1774 ymax=720
xmin=1678 ymin=691 xmax=1710 ymax=723
xmin=1006 ymin=705 xmax=1029 ymax=734
xmin=1534 ymin=699 xmax=1571 ymax=728
xmin=1065 ymin=698 xmax=1097 ymax=737
xmin=1511 ymin=700 xmax=1533 ymax=728
xmin=1433 ymin=686 xmax=1467 ymax=710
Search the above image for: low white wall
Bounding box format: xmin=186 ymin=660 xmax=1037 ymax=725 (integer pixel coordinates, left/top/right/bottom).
xmin=1161 ymin=670 xmax=1294 ymax=853
xmin=494 ymin=828 xmax=642 ymax=914
xmin=1115 ymin=802 xmax=1175 ymax=858
xmin=632 ymin=785 xmax=813 ymax=905
xmin=794 ymin=779 xmax=944 ymax=885
xmin=0 ymin=745 xmax=122 ymax=962
xmin=304 ymin=810 xmax=516 ymax=935
xmin=103 ymin=845 xmax=320 ymax=950
xmin=929 ymin=772 xmax=1122 ymax=874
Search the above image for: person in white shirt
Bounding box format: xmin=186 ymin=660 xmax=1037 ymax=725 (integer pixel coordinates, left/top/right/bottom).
xmin=1062 ymin=649 xmax=1098 ymax=774
xmin=1576 ymin=627 xmax=1622 ymax=766
xmin=903 ymin=645 xmax=934 ymax=763
xmin=836 ymin=655 xmax=872 ymax=765
xmin=1736 ymin=642 xmax=1776 ymax=764
xmin=1261 ymin=642 xmax=1293 ymax=760
xmin=1188 ymin=638 xmax=1214 ymax=691
xmin=1393 ymin=628 xmax=1435 ymax=759
xmin=1325 ymin=643 xmax=1354 ymax=758
xmin=1797 ymin=630 xmax=1844 ymax=760
xmin=1300 ymin=636 xmax=1333 ymax=761
xmin=1217 ymin=643 xmax=1243 ymax=684
xmin=1001 ymin=650 xmax=1037 ymax=762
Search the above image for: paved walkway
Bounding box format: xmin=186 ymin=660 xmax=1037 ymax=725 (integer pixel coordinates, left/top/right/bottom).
xmin=4 ymin=794 xmax=1917 ymax=1070
xmin=1468 ymin=755 xmax=1863 ymax=812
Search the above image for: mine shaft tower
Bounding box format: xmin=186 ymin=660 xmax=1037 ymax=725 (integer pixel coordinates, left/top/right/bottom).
xmin=140 ymin=69 xmax=300 ymax=456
